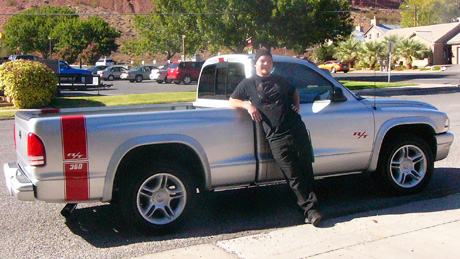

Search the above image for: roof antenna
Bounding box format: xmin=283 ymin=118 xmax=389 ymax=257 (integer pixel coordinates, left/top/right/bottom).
xmin=373 ymin=67 xmax=377 ymax=110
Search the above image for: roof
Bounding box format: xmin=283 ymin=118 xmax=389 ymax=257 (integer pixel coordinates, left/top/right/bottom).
xmin=383 ymin=22 xmax=460 ymax=43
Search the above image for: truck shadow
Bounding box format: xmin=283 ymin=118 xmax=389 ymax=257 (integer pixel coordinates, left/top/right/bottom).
xmin=64 ymin=167 xmax=460 ymax=248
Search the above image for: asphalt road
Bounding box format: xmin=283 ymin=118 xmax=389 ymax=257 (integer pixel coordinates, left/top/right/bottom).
xmin=0 ymin=84 xmax=460 ymax=258
xmin=59 ymin=79 xmax=197 ymax=97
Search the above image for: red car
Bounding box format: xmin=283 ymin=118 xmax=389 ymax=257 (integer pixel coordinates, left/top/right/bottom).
xmin=167 ymin=61 xmax=204 ymax=84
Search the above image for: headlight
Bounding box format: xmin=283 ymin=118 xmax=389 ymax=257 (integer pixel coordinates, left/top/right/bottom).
xmin=444 ymin=117 xmax=450 ymax=132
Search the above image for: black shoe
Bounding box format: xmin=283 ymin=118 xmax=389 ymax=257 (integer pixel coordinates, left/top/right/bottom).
xmin=305 ymin=210 xmax=323 ymax=227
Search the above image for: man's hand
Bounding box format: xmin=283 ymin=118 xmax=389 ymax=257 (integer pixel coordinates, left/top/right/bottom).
xmin=229 ymin=97 xmax=262 ymax=122
xmin=247 ymin=104 xmax=262 ymax=122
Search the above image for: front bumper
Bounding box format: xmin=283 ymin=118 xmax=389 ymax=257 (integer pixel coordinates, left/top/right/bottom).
xmin=435 ymin=132 xmax=454 ymax=161
xmin=3 ymin=162 xmax=35 ymax=201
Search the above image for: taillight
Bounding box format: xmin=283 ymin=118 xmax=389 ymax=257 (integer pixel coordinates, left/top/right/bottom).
xmin=28 ymin=133 xmax=46 ymax=167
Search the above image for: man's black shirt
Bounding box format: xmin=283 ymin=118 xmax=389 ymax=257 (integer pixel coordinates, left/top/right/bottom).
xmin=231 ymin=74 xmax=302 ymax=138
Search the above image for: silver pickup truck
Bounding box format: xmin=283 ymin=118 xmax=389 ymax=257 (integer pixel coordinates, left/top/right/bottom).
xmin=3 ymin=54 xmax=454 ymax=233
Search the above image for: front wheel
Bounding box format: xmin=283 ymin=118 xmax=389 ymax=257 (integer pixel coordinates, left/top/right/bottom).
xmin=373 ymin=135 xmax=433 ymax=195
xmin=115 ymin=160 xmax=196 ymax=233
xmin=331 ymin=67 xmax=337 ymax=73
xmin=135 ymin=75 xmax=143 ymax=83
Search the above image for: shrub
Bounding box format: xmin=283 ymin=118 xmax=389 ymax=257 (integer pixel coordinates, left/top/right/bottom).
xmin=0 ymin=60 xmax=57 ymax=108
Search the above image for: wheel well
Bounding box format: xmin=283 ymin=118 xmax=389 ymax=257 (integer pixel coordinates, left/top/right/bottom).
xmin=112 ymin=143 xmax=206 ymax=199
xmin=382 ymin=124 xmax=436 ymax=155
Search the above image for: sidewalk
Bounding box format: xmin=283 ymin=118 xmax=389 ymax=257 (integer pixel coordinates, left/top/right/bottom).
xmin=134 ymin=193 xmax=460 ymax=259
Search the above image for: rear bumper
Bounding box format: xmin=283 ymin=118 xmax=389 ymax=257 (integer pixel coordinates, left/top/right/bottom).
xmin=435 ymin=132 xmax=454 ymax=161
xmin=3 ymin=162 xmax=35 ymax=201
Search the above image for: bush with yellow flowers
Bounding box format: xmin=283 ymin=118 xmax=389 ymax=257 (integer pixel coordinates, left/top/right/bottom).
xmin=0 ymin=59 xmax=57 ymax=108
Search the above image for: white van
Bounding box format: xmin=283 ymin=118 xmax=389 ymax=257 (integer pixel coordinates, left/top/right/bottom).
xmin=95 ymin=58 xmax=115 ymax=66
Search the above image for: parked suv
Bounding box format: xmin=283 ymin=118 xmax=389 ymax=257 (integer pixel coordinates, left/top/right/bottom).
xmin=167 ymin=61 xmax=204 ymax=85
xmin=120 ymin=65 xmax=158 ymax=83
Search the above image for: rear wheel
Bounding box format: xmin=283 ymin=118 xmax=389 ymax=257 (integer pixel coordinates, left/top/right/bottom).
xmin=373 ymin=135 xmax=433 ymax=195
xmin=156 ymin=79 xmax=164 ymax=84
xmin=165 ymin=78 xmax=172 ymax=84
xmin=108 ymin=75 xmax=114 ymax=81
xmin=183 ymin=74 xmax=192 ymax=85
xmin=115 ymin=160 xmax=196 ymax=233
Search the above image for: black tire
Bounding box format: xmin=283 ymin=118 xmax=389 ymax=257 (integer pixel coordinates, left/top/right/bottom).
xmin=129 ymin=79 xmax=135 ymax=83
xmin=165 ymin=78 xmax=172 ymax=84
xmin=373 ymin=135 xmax=433 ymax=195
xmin=156 ymin=79 xmax=164 ymax=84
xmin=343 ymin=70 xmax=349 ymax=73
xmin=115 ymin=160 xmax=196 ymax=233
xmin=174 ymin=80 xmax=181 ymax=85
xmin=331 ymin=67 xmax=337 ymax=73
xmin=108 ymin=75 xmax=114 ymax=81
xmin=135 ymin=75 xmax=143 ymax=83
xmin=183 ymin=74 xmax=192 ymax=85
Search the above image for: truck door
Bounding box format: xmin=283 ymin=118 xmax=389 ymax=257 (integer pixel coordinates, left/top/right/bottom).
xmin=264 ymin=62 xmax=374 ymax=181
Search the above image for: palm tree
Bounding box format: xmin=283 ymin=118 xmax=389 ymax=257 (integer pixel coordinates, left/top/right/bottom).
xmin=394 ymin=38 xmax=430 ymax=69
xmin=358 ymin=40 xmax=386 ymax=70
xmin=334 ymin=35 xmax=361 ymax=68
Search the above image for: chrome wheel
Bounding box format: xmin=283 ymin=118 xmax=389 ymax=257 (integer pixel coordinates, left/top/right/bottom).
xmin=390 ymin=145 xmax=427 ymax=189
xmin=137 ymin=173 xmax=187 ymax=225
xmin=374 ymin=135 xmax=433 ymax=195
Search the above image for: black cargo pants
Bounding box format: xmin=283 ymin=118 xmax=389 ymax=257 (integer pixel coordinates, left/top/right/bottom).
xmin=266 ymin=120 xmax=319 ymax=218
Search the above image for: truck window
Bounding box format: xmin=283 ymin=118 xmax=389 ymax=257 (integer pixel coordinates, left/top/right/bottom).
xmin=272 ymin=62 xmax=334 ymax=103
xmin=198 ymin=63 xmax=245 ymax=100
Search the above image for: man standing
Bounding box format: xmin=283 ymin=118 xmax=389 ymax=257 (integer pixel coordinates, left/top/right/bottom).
xmin=229 ymin=49 xmax=323 ymax=226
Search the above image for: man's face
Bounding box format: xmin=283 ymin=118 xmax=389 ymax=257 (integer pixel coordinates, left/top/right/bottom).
xmin=255 ymin=55 xmax=273 ymax=77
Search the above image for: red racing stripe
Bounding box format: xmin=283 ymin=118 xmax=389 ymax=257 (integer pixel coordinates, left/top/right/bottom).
xmin=61 ymin=116 xmax=89 ymax=201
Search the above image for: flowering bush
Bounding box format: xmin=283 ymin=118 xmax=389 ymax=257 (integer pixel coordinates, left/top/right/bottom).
xmin=0 ymin=60 xmax=57 ymax=108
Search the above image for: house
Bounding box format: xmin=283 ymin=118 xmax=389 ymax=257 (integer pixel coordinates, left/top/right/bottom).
xmin=363 ymin=17 xmax=401 ymax=42
xmin=382 ymin=22 xmax=460 ymax=65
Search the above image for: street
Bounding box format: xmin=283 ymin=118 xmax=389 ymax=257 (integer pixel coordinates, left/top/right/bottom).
xmin=0 ymin=81 xmax=460 ymax=258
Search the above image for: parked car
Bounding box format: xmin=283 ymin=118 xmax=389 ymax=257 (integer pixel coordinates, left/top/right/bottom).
xmin=149 ymin=64 xmax=171 ymax=83
xmin=101 ymin=65 xmax=128 ymax=81
xmin=87 ymin=65 xmax=109 ymax=76
xmin=167 ymin=61 xmax=204 ymax=84
xmin=8 ymin=54 xmax=42 ymax=61
xmin=120 ymin=65 xmax=158 ymax=83
xmin=95 ymin=58 xmax=115 ymax=66
xmin=317 ymin=60 xmax=349 ymax=73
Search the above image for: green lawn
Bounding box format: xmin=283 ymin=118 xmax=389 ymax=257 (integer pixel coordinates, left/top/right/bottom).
xmin=339 ymin=81 xmax=416 ymax=90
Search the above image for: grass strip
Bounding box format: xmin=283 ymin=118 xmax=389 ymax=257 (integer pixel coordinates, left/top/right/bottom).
xmin=340 ymin=81 xmax=416 ymax=90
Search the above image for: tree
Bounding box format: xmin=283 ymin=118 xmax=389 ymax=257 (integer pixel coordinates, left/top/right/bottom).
xmin=358 ymin=41 xmax=386 ymax=70
xmin=400 ymin=0 xmax=460 ymax=27
xmin=2 ymin=7 xmax=119 ymax=63
xmin=2 ymin=6 xmax=77 ymax=58
xmin=50 ymin=17 xmax=120 ymax=64
xmin=394 ymin=38 xmax=430 ymax=69
xmin=130 ymin=0 xmax=354 ymax=58
xmin=129 ymin=0 xmax=203 ymax=61
xmin=313 ymin=43 xmax=335 ymax=63
xmin=334 ymin=35 xmax=361 ymax=68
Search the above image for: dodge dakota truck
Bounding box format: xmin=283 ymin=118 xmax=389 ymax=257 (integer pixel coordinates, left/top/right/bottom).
xmin=3 ymin=54 xmax=454 ymax=233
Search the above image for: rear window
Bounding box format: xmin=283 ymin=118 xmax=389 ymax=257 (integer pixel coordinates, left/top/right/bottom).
xmin=198 ymin=62 xmax=246 ymax=100
xmin=170 ymin=63 xmax=179 ymax=69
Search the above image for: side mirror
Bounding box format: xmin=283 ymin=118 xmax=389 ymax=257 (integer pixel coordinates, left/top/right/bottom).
xmin=331 ymin=87 xmax=347 ymax=102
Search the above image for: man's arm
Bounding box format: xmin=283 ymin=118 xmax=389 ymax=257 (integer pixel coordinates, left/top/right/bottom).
xmin=292 ymin=89 xmax=300 ymax=113
xmin=229 ymin=97 xmax=262 ymax=122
